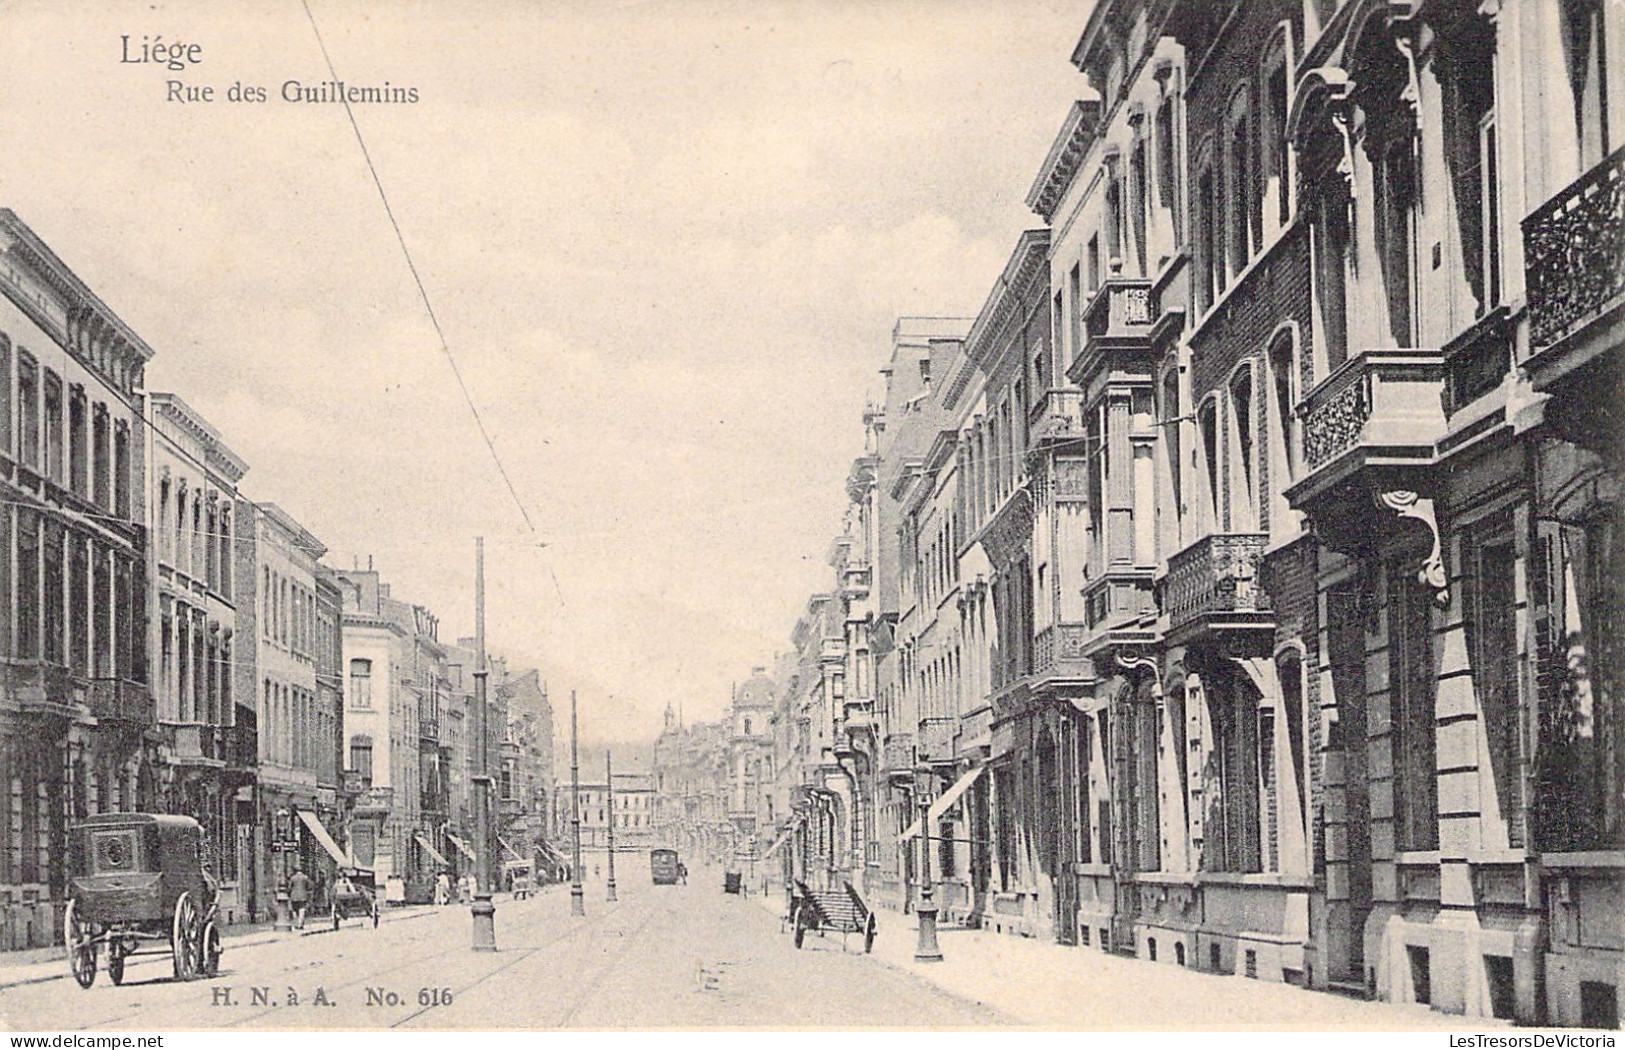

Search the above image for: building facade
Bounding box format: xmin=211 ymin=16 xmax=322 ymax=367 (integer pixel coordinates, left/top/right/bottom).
xmin=148 ymin=392 xmax=255 ymax=923
xmin=0 ymin=211 xmax=154 ymax=948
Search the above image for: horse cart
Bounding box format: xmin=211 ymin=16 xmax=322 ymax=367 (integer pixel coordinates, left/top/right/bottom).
xmin=331 ymin=866 xmax=380 ymax=928
xmin=64 ymin=813 xmax=222 ymax=988
xmin=789 ymin=878 xmax=876 ymax=953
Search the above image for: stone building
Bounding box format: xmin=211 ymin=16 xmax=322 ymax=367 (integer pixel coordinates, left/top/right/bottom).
xmin=236 ymin=502 xmax=341 ymax=920
xmin=147 ymin=392 xmax=254 ymax=923
xmin=0 ymin=210 xmax=154 ymax=947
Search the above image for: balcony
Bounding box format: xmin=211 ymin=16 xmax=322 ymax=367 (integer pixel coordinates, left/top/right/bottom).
xmin=840 ymin=561 xmax=872 ymax=599
xmin=353 ymin=786 xmax=394 ymax=814
xmin=1441 ymin=307 xmax=1514 ymax=418
xmin=1080 ymin=570 xmax=1157 ymax=651
xmin=1286 ymin=348 xmax=1445 ymax=529
xmin=1523 ymin=145 xmax=1625 ymax=360
xmin=88 ymin=678 xmax=155 ymax=726
xmin=418 ymin=716 xmax=439 ymax=741
xmin=1160 ymin=533 xmax=1273 ymax=647
xmin=341 ymin=770 xmax=366 ymax=796
xmin=1029 ymin=388 xmax=1085 ymax=444
xmin=1067 ymin=276 xmax=1165 ymax=386
xmin=163 ymin=722 xmax=224 ymax=766
xmin=820 ymin=637 xmax=846 ymax=663
xmin=917 ymin=718 xmax=956 ymax=764
xmin=880 ymin=735 xmax=914 ymax=777
xmin=958 ymin=706 xmax=992 ymax=756
xmin=222 ymin=725 xmax=258 ymax=770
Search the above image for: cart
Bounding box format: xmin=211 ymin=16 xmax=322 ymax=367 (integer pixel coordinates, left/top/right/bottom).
xmin=790 ymin=878 xmax=876 ymax=953
xmin=503 ymin=860 xmax=535 ymax=899
xmin=330 ymin=866 xmax=380 ymax=928
xmin=63 ymin=813 xmax=222 ymax=988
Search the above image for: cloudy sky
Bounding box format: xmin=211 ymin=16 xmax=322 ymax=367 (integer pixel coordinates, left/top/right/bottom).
xmin=1 ymin=0 xmax=1083 ymax=746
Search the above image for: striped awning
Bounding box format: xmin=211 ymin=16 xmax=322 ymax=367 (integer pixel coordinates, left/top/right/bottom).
xmin=445 ymin=833 xmax=476 ymax=862
xmin=414 ymin=834 xmax=450 ymax=869
xmin=900 ymin=765 xmax=986 ymax=841
xmin=296 ymin=810 xmax=350 ymax=867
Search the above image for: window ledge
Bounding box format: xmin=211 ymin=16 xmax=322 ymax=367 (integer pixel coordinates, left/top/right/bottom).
xmin=1541 ymin=851 xmax=1625 ymax=870
xmin=1396 ymin=851 xmax=1443 ymax=866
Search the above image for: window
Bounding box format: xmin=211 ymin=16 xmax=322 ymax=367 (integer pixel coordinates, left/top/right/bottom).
xmin=1208 ymin=668 xmax=1263 ymax=873
xmin=1469 ymin=525 xmax=1524 ymax=845
xmin=1155 ymin=95 xmax=1180 ymax=246
xmin=1071 ymin=262 xmax=1085 ymax=362
xmin=1534 ymin=515 xmax=1622 ymax=850
xmin=113 ymin=423 xmax=130 ymax=520
xmin=1268 ymin=333 xmax=1298 ymax=491
xmin=1559 ymin=0 xmax=1613 ymax=170
xmin=42 ymin=520 xmax=64 ymax=665
xmin=350 ymin=658 xmax=372 ymax=707
xmin=17 ymin=353 xmax=37 ymax=468
xmin=1230 ymin=367 xmax=1256 ymax=530
xmin=1105 ymin=174 xmax=1124 ymax=271
xmin=42 ymin=371 xmax=62 ymax=484
xmin=1311 ymin=177 xmax=1351 ymax=373
xmin=1391 ymin=556 xmax=1439 ymax=851
xmin=1130 ymin=134 xmax=1150 ymax=275
xmin=91 ymin=403 xmax=108 ymax=510
xmin=1278 ymin=650 xmax=1307 ymax=858
xmin=1442 ymin=19 xmax=1501 ymax=318
xmin=1197 ymin=163 xmax=1219 ymax=311
xmin=1199 ymin=399 xmax=1221 ymax=532
xmin=1226 ymin=92 xmax=1255 ymax=273
xmin=1374 ymin=135 xmax=1419 ymax=345
xmin=0 ymin=334 xmax=10 ymax=457
xmin=1261 ymin=30 xmax=1293 ymax=231
xmin=68 ymin=390 xmax=86 ymax=496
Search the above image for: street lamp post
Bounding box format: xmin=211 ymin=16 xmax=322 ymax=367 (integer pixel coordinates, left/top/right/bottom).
xmin=273 ymin=807 xmax=292 ymax=932
xmin=605 ymin=751 xmax=618 ymax=902
xmin=913 ymin=771 xmax=942 ymax=963
xmin=470 ymin=537 xmax=497 ymax=951
xmin=569 ymin=689 xmax=585 ymax=916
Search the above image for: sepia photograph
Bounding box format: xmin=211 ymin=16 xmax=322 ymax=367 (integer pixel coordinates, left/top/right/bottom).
xmin=0 ymin=0 xmax=1621 ymax=1036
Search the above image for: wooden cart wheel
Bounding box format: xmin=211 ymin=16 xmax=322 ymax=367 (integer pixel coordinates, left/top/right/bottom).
xmin=864 ymin=914 xmax=877 ymax=954
xmin=64 ymin=899 xmax=97 ymax=989
xmin=172 ymin=891 xmax=199 ymax=981
xmin=201 ymin=921 xmax=221 ymax=978
xmin=108 ymin=945 xmax=126 ymax=986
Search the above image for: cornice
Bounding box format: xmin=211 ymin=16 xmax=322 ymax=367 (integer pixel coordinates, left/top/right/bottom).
xmin=1026 ymin=102 xmax=1104 ymax=222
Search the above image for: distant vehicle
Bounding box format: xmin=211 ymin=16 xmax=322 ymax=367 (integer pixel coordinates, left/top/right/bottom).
xmin=504 ymin=859 xmax=535 ymax=899
xmin=63 ymin=813 xmax=221 ymax=988
xmin=331 ymin=866 xmax=380 ymax=929
xmin=650 ymin=848 xmax=681 ymax=885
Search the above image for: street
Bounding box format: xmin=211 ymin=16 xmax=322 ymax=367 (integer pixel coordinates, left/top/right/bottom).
xmin=1 ymin=869 xmax=1491 ymax=1031
xmin=0 ymin=874 xmax=1006 ymax=1030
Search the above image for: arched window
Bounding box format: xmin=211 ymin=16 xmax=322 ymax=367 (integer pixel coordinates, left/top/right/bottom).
xmin=1260 ymin=27 xmax=1295 ymax=232
xmin=1266 ymin=329 xmax=1301 ymax=534
xmin=1225 ymin=87 xmax=1257 ymax=274
xmin=0 ymin=332 xmax=11 ymax=457
xmin=1353 ymin=23 xmax=1420 ymax=346
xmin=1229 ymin=365 xmax=1258 ymax=531
xmin=350 ymin=658 xmax=373 ymax=707
xmin=1198 ymin=397 xmax=1222 ymax=534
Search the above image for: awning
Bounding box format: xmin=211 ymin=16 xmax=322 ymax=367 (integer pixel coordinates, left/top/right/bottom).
xmin=760 ymin=814 xmax=804 ymax=858
xmin=414 ymin=833 xmax=451 ymax=869
xmin=900 ymin=765 xmax=986 ymax=841
xmin=296 ymin=810 xmax=350 ymax=867
xmin=498 ymin=836 xmax=524 ymax=862
xmin=445 ymin=833 xmax=476 ymax=862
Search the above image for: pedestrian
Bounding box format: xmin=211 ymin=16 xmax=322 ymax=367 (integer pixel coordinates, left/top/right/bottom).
xmin=435 ymin=871 xmax=450 ymax=907
xmin=288 ymin=867 xmax=311 ymax=930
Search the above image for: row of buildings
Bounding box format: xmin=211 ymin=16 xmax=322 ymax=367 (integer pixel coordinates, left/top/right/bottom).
xmin=0 ymin=208 xmax=556 ymax=947
xmin=733 ymin=0 xmax=1619 ymax=1028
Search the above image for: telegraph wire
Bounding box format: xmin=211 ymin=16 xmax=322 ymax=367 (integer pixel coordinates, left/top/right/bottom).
xmin=299 ymin=0 xmax=537 ymax=536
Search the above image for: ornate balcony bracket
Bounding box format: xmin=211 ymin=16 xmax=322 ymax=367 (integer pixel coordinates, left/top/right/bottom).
xmin=1377 ymin=490 xmax=1448 ymax=605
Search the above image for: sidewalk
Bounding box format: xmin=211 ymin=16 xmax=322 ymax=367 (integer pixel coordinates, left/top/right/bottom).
xmin=755 ymin=893 xmax=1502 ymax=1030
xmin=0 ymin=902 xmax=440 ymax=992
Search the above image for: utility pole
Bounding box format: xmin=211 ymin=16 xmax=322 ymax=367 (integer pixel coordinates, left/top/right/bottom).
xmin=569 ymin=689 xmax=585 ymax=916
xmin=471 ymin=537 xmax=496 ymax=951
xmin=605 ymin=750 xmax=618 ymax=902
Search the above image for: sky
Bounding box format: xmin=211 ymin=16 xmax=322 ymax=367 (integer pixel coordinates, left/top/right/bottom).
xmin=0 ymin=0 xmax=1085 ymax=751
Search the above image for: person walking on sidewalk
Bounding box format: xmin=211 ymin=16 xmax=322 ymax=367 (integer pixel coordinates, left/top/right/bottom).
xmin=289 ymin=867 xmax=311 ymax=930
